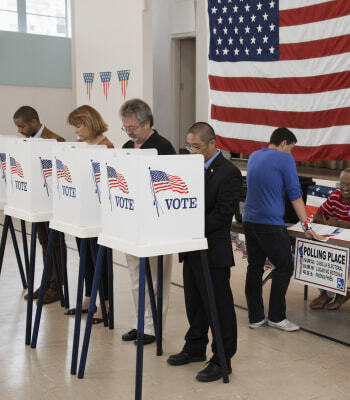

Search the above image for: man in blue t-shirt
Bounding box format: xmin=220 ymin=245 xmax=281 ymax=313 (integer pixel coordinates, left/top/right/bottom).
xmin=243 ymin=127 xmax=321 ymax=332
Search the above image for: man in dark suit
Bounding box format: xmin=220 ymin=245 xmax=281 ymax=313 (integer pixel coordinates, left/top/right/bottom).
xmin=13 ymin=105 xmax=66 ymax=304
xmin=167 ymin=122 xmax=242 ymax=382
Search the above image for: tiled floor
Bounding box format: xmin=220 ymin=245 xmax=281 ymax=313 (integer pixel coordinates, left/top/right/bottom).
xmin=0 ymin=229 xmax=349 ymax=400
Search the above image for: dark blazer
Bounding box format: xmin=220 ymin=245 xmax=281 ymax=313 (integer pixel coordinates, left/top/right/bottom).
xmin=41 ymin=126 xmax=65 ymax=142
xmin=182 ymin=152 xmax=242 ymax=268
xmin=122 ymin=130 xmax=176 ymax=155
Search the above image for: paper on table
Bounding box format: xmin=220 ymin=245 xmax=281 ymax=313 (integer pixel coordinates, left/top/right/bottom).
xmin=288 ymin=222 xmax=350 ymax=243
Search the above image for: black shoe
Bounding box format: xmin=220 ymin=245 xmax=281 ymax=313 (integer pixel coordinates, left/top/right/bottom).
xmin=134 ymin=333 xmax=155 ymax=345
xmin=196 ymin=361 xmax=232 ymax=382
xmin=24 ymin=288 xmax=40 ymax=300
xmin=122 ymin=329 xmax=138 ymax=341
xmin=167 ymin=350 xmax=206 ymax=366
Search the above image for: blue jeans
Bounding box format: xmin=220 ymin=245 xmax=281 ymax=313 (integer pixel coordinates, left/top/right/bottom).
xmin=243 ymin=222 xmax=294 ymax=323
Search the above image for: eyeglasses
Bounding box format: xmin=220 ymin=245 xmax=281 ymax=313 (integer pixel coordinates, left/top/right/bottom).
xmin=340 ymin=182 xmax=350 ymax=188
xmin=121 ymin=125 xmax=141 ymax=133
xmin=185 ymin=143 xmax=204 ymax=152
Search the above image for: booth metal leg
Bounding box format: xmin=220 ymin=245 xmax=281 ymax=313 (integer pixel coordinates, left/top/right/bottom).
xmin=145 ymin=258 xmax=157 ymax=334
xmin=0 ymin=215 xmax=11 ymax=275
xmin=304 ymin=285 xmax=308 ymax=301
xmin=156 ymin=256 xmax=163 ymax=356
xmin=25 ymin=223 xmax=37 ymax=345
xmin=71 ymin=238 xmax=87 ymax=375
xmin=135 ymin=257 xmax=146 ymax=400
xmin=200 ymin=250 xmax=229 ymax=384
xmin=20 ymin=219 xmax=30 ymax=278
xmin=60 ymin=232 xmax=69 ymax=309
xmin=31 ymin=229 xmax=56 ymax=348
xmin=107 ymin=248 xmax=114 ymax=330
xmin=88 ymin=239 xmax=108 ymax=327
xmin=9 ymin=218 xmax=27 ymax=289
xmin=77 ymin=245 xmax=106 ymax=379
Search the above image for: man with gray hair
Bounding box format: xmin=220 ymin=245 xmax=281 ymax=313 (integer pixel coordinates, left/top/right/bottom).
xmin=120 ymin=98 xmax=176 ymax=345
xmin=309 ymin=168 xmax=350 ymax=310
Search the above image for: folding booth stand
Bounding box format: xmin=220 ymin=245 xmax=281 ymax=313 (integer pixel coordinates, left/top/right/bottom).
xmin=4 ymin=138 xmax=69 ymax=345
xmin=77 ymin=153 xmax=230 ymax=400
xmin=0 ymin=136 xmax=28 ymax=289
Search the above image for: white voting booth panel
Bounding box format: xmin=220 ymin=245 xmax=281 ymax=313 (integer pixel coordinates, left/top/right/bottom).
xmin=50 ymin=144 xmax=111 ymax=238
xmin=0 ymin=136 xmax=16 ymax=210
xmin=4 ymin=138 xmax=58 ymax=222
xmin=98 ymin=152 xmax=208 ymax=257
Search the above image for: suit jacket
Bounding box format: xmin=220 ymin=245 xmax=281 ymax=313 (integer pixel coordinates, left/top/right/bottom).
xmin=182 ymin=152 xmax=242 ymax=268
xmin=41 ymin=126 xmax=65 ymax=142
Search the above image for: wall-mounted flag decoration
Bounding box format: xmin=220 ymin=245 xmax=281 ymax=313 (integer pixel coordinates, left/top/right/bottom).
xmin=117 ymin=69 xmax=130 ymax=99
xmin=100 ymin=72 xmax=112 ymax=100
xmin=83 ymin=73 xmax=95 ymax=100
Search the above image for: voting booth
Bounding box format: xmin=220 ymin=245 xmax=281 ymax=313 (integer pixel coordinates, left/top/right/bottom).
xmin=4 ymin=138 xmax=59 ymax=222
xmin=49 ymin=144 xmax=111 ymax=238
xmin=0 ymin=136 xmax=17 ymax=210
xmin=98 ymin=153 xmax=208 ymax=256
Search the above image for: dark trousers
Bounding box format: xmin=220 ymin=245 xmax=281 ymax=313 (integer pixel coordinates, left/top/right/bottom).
xmin=183 ymin=254 xmax=237 ymax=367
xmin=75 ymin=238 xmax=108 ymax=298
xmin=37 ymin=222 xmax=66 ymax=290
xmin=243 ymin=222 xmax=294 ymax=323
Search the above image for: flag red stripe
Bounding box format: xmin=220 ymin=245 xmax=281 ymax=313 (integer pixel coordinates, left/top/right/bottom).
xmin=279 ymin=0 xmax=350 ymax=27
xmin=279 ymin=34 xmax=350 ymax=61
xmin=215 ymin=136 xmax=350 ymax=162
xmin=211 ymin=105 xmax=350 ymax=129
xmin=209 ymin=70 xmax=350 ymax=95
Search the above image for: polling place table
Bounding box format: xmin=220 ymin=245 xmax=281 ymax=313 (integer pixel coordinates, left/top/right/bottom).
xmin=76 ymin=152 xmax=230 ymax=400
xmin=4 ymin=138 xmax=69 ymax=345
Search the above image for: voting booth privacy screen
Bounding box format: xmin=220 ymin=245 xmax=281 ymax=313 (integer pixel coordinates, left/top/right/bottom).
xmin=5 ymin=138 xmax=58 ymax=221
xmin=50 ymin=144 xmax=111 ymax=238
xmin=0 ymin=136 xmax=14 ymax=210
xmin=98 ymin=152 xmax=207 ymax=257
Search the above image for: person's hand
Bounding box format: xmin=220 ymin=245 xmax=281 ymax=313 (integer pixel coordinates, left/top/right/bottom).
xmin=326 ymin=217 xmax=339 ymax=227
xmin=305 ymin=229 xmax=325 ymax=241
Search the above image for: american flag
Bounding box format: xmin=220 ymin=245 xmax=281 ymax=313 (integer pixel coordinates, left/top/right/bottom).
xmin=150 ymin=170 xmax=189 ymax=194
xmin=92 ymin=161 xmax=101 ymax=183
xmin=208 ymin=0 xmax=350 ymax=161
xmin=0 ymin=153 xmax=6 ymax=172
xmin=56 ymin=159 xmax=72 ymax=183
xmin=10 ymin=157 xmax=24 ymax=178
xmin=40 ymin=159 xmax=52 ymax=178
xmin=100 ymin=72 xmax=112 ymax=100
xmin=117 ymin=69 xmax=130 ymax=99
xmin=83 ymin=72 xmax=94 ymax=100
xmin=107 ymin=165 xmax=129 ymax=193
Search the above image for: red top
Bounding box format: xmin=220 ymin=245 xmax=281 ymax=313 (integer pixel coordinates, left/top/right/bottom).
xmin=317 ymin=189 xmax=350 ymax=222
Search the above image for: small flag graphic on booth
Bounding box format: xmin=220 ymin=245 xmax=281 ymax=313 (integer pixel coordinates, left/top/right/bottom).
xmin=92 ymin=161 xmax=101 ymax=183
xmin=117 ymin=69 xmax=130 ymax=99
xmin=0 ymin=153 xmax=6 ymax=172
xmin=150 ymin=169 xmax=189 ymax=194
xmin=10 ymin=157 xmax=24 ymax=178
xmin=100 ymin=72 xmax=112 ymax=100
xmin=40 ymin=159 xmax=52 ymax=178
xmin=107 ymin=165 xmax=129 ymax=193
xmin=56 ymin=159 xmax=72 ymax=183
xmin=83 ymin=73 xmax=94 ymax=100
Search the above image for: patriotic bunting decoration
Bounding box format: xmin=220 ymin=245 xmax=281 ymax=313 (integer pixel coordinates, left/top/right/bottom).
xmin=83 ymin=73 xmax=94 ymax=100
xmin=100 ymin=72 xmax=112 ymax=100
xmin=117 ymin=69 xmax=130 ymax=99
xmin=207 ymin=0 xmax=350 ymax=161
xmin=10 ymin=157 xmax=24 ymax=178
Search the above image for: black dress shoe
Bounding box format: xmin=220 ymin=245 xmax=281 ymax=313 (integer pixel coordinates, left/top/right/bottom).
xmin=122 ymin=329 xmax=138 ymax=341
xmin=134 ymin=333 xmax=155 ymax=345
xmin=196 ymin=361 xmax=232 ymax=382
xmin=24 ymin=288 xmax=40 ymax=300
xmin=167 ymin=350 xmax=206 ymax=366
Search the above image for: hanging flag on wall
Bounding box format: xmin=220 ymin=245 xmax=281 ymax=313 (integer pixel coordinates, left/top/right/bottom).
xmin=100 ymin=72 xmax=112 ymax=100
xmin=83 ymin=73 xmax=95 ymax=100
xmin=207 ymin=0 xmax=350 ymax=161
xmin=117 ymin=69 xmax=130 ymax=99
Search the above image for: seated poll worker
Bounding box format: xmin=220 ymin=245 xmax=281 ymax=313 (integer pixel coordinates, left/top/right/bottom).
xmin=309 ymin=168 xmax=350 ymax=311
xmin=243 ymin=128 xmax=323 ymax=332
xmin=167 ymin=122 xmax=242 ymax=382
xmin=120 ymin=98 xmax=176 ymax=345
xmin=13 ymin=106 xmax=66 ymax=304
xmin=67 ymin=105 xmax=113 ymax=323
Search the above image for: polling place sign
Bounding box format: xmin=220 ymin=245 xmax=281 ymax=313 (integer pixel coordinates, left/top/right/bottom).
xmin=294 ymin=238 xmax=349 ymax=295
